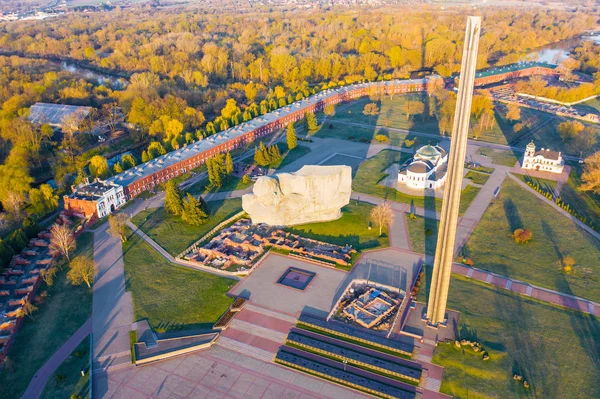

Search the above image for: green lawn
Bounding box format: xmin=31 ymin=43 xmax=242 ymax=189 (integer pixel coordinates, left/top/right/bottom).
xmin=0 ymin=233 xmax=94 ymax=399
xmin=511 ymin=172 xmax=558 ymax=193
xmin=474 ymin=105 xmax=553 ymax=146
xmin=41 ymin=337 xmax=90 ymax=399
xmin=558 ymin=165 xmax=600 ymax=227
xmin=466 ymin=178 xmax=600 ymax=302
xmin=431 ymin=276 xmax=600 ymax=399
xmin=187 ymin=175 xmax=253 ymax=196
xmin=130 ymin=199 xmax=243 ymax=256
xmin=406 ymin=214 xmax=439 ymax=256
xmin=465 ymin=171 xmax=491 ymax=185
xmin=283 ymin=202 xmax=390 ymax=254
xmin=477 ymin=148 xmax=520 ymax=167
xmin=272 ymin=144 xmax=312 ymax=169
xmin=573 ymin=97 xmax=600 ymax=115
xmin=353 ymin=150 xmax=480 ymax=214
xmin=313 ymin=96 xmax=552 ymax=148
xmin=122 ymin=229 xmax=235 ymax=332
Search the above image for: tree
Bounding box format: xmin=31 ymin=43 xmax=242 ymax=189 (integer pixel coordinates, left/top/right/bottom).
xmin=89 ymin=155 xmax=110 ymax=179
xmin=28 ymin=184 xmax=58 ymax=215
xmin=506 ymin=103 xmax=521 ymax=122
xmin=557 ymin=120 xmax=584 ymax=141
xmin=49 ymin=224 xmax=76 ymax=261
xmin=324 ymin=103 xmax=336 ymax=117
xmin=404 ymin=100 xmax=425 ymax=121
xmin=513 ymin=228 xmax=533 ymax=244
xmin=225 ymin=152 xmax=233 ymax=175
xmin=562 ymin=255 xmax=576 ymax=274
xmin=370 ymin=202 xmax=394 ymax=236
xmin=181 ymin=193 xmax=208 ymax=226
xmin=363 ymin=103 xmax=380 ymax=124
xmin=242 ymin=174 xmax=251 ymax=184
xmin=102 ymin=103 xmax=120 ymax=133
xmin=41 ymin=266 xmax=58 ymax=286
xmin=254 ymin=142 xmax=269 ymax=166
xmin=286 ymin=123 xmax=297 ymax=150
xmin=165 ymin=180 xmax=184 ymax=214
xmin=67 ymin=256 xmax=97 ymax=288
xmin=16 ymin=299 xmax=38 ymax=320
xmin=304 ymin=111 xmax=318 ymax=131
xmin=121 ymin=154 xmax=136 ymax=170
xmin=527 ymin=76 xmax=548 ymax=98
xmin=113 ymin=162 xmax=123 ymax=174
xmin=580 ymin=151 xmax=600 ymax=194
xmin=108 ymin=213 xmax=128 ymax=242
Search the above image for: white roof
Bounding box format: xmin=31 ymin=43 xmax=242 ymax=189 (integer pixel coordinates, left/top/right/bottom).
xmin=108 ymin=78 xmax=432 ymax=188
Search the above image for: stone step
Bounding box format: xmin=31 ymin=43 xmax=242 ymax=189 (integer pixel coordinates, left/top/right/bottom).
xmin=229 ymin=319 xmax=288 ymax=343
xmin=92 ymin=353 xmax=133 ymax=374
xmin=423 ymin=377 xmax=442 ymax=392
xmin=216 ymin=336 xmax=273 ymax=362
xmin=245 ymin=304 xmax=298 ymax=324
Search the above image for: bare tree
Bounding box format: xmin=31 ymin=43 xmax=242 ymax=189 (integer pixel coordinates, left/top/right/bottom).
xmin=108 ymin=213 xmax=128 ymax=242
xmin=67 ymin=256 xmax=97 ymax=288
xmin=370 ymin=202 xmax=395 ymax=236
xmin=103 ymin=103 xmax=120 ymax=133
xmin=49 ymin=224 xmax=76 ymax=261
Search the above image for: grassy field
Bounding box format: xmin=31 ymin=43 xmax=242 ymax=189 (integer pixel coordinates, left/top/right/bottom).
xmin=406 ymin=214 xmax=439 ymax=256
xmin=312 ymin=96 xmax=552 ymax=148
xmin=477 ymin=148 xmax=520 ymax=167
xmin=431 ymin=275 xmax=600 ymax=399
xmin=465 ymin=171 xmax=491 ymax=185
xmin=474 ymin=105 xmax=553 ymax=146
xmin=514 ymin=116 xmax=600 ymax=157
xmin=283 ymin=202 xmax=389 ymax=253
xmin=511 ymin=172 xmax=558 ymax=193
xmin=41 ymin=337 xmax=90 ymax=399
xmin=131 ymin=199 xmax=242 ymax=256
xmin=466 ymin=178 xmax=600 ymax=302
xmin=573 ymin=97 xmax=600 ymax=114
xmin=122 ymin=229 xmax=235 ymax=332
xmin=0 ymin=233 xmax=94 ymax=399
xmin=186 ymin=175 xmax=253 ymax=196
xmin=559 ymin=164 xmax=600 ymax=227
xmin=353 ymin=150 xmax=480 ymax=214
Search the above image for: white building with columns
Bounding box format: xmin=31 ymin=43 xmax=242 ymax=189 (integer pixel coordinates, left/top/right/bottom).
xmin=398 ymin=144 xmax=448 ymax=190
xmin=522 ymin=141 xmax=564 ymax=174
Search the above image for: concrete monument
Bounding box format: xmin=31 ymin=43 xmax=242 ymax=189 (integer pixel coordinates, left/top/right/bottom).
xmin=426 ymin=16 xmax=481 ymax=326
xmin=242 ymin=165 xmax=352 ymax=226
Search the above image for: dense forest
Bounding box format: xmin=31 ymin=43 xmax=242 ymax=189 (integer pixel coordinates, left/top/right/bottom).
xmin=0 ymin=5 xmax=599 ymax=268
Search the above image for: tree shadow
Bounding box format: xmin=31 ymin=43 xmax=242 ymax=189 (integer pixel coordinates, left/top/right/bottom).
xmin=422 ymin=190 xmax=437 ymax=300
xmin=503 ymin=198 xmax=523 ymax=232
xmin=554 ymin=274 xmax=600 ymax=383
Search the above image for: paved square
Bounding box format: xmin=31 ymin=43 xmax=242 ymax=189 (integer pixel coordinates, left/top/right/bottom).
xmin=96 ymin=345 xmax=372 ymax=399
xmin=277 ymin=267 xmax=316 ymax=290
xmin=230 ymin=253 xmax=348 ymax=318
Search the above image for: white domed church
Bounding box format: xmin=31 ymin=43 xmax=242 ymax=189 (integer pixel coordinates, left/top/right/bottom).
xmin=398 ymin=144 xmax=448 ymax=190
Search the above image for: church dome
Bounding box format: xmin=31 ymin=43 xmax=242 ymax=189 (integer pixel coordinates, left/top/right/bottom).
xmin=415 ymin=144 xmax=444 ymax=161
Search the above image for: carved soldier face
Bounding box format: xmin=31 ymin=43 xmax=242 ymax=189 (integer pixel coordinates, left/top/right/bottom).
xmin=253 ymin=176 xmax=283 ymax=206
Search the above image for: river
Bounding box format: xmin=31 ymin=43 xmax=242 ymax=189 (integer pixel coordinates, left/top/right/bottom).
xmin=527 ymin=32 xmax=600 ymax=64
xmin=60 ymin=61 xmax=127 ymax=89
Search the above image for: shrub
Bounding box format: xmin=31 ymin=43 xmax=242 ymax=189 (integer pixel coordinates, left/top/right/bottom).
xmin=374 ymin=134 xmax=389 ymax=143
xmin=513 ymin=228 xmax=533 ymax=243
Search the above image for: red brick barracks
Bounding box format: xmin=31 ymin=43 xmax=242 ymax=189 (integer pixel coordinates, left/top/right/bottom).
xmin=63 ymin=62 xmax=559 ymax=218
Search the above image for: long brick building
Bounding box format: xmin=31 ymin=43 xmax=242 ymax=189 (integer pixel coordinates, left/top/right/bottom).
xmin=63 ymin=62 xmax=560 ymax=219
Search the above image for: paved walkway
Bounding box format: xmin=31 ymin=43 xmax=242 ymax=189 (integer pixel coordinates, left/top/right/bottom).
xmin=92 ymin=223 xmax=134 ymax=376
xmin=21 ymin=318 xmax=92 ymax=399
xmin=452 ymin=263 xmax=600 ymax=317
